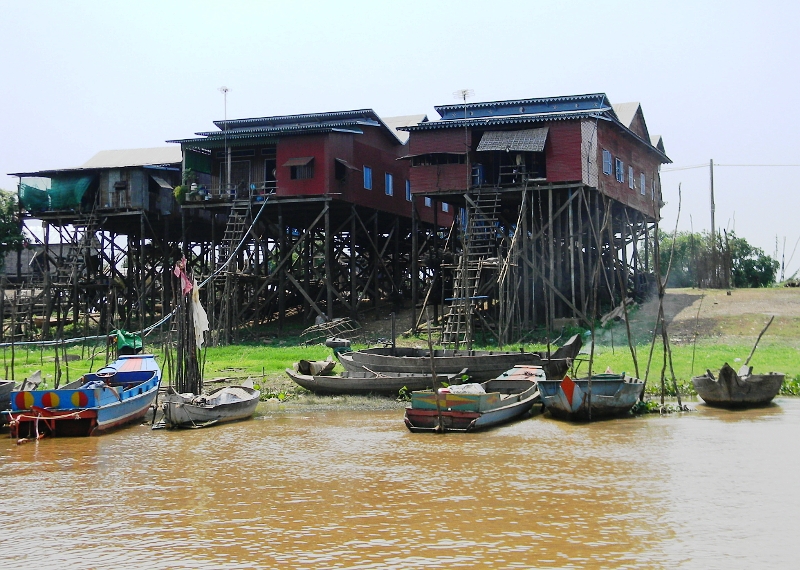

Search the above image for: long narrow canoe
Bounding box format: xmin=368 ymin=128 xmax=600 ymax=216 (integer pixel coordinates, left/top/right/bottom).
xmin=286 ymin=368 xmax=466 ymax=397
xmin=162 ymin=385 xmax=261 ymax=428
xmin=338 ymin=334 xmax=581 ymax=381
xmin=537 ymin=373 xmax=644 ymax=421
xmin=692 ymin=363 xmax=784 ymax=408
xmin=4 ymin=354 xmax=161 ymax=438
xmin=404 ymin=365 xmax=544 ymax=432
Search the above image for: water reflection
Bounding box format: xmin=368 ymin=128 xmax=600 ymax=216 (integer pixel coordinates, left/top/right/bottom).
xmin=1 ymin=400 xmax=798 ymax=568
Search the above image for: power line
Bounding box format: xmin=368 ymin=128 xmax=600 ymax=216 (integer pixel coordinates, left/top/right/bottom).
xmin=663 ymin=163 xmax=800 ymax=172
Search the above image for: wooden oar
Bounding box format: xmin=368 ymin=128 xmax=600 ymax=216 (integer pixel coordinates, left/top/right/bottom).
xmin=740 ymin=315 xmax=774 ymax=376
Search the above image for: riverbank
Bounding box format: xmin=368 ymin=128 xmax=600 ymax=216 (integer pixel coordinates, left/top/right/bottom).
xmin=3 ymin=287 xmax=798 ymax=400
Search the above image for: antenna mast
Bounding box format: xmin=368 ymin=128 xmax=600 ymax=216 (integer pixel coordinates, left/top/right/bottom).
xmin=219 ymin=86 xmax=231 ymax=192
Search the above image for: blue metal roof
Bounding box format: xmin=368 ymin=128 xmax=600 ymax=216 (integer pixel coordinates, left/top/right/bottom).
xmin=400 ymin=109 xmax=607 ymax=131
xmin=212 ymin=109 xmax=381 ymax=130
xmin=434 ymin=93 xmax=612 ymax=121
xmin=195 ymin=118 xmax=379 ymax=137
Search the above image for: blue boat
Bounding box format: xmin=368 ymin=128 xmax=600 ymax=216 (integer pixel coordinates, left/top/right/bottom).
xmin=5 ymin=354 xmax=161 ymax=439
xmin=537 ymin=373 xmax=644 ymax=421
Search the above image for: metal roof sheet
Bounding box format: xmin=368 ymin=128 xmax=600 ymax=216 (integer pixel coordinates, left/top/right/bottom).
xmin=81 ymin=147 xmax=182 ymax=169
xmin=282 ymin=157 xmax=314 ymax=167
xmin=611 ymin=102 xmax=640 ymax=129
xmin=335 ymin=158 xmax=360 ymax=171
xmin=381 ymin=114 xmax=428 ymax=143
xmin=476 ymin=128 xmax=549 ymax=152
xmin=401 ymin=109 xmax=604 ymax=131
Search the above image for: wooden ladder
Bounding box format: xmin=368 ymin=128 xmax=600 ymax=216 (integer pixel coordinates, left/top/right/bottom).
xmin=441 ymin=192 xmax=501 ymax=348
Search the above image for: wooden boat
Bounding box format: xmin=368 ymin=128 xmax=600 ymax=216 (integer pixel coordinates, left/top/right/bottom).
xmin=0 ymin=380 xmax=13 ymax=414
xmin=337 ymin=334 xmax=581 ymax=381
xmin=537 ymin=373 xmax=644 ymax=421
xmin=162 ymin=384 xmax=260 ymax=428
xmin=404 ymin=365 xmax=544 ymax=432
xmin=285 ymin=367 xmax=466 ymax=397
xmin=4 ymin=354 xmax=161 ymax=438
xmin=692 ymin=363 xmax=784 ymax=408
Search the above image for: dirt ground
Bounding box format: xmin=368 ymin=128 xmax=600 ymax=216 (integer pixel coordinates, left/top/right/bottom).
xmin=606 ymin=287 xmax=800 ymax=347
xmin=354 ymin=287 xmax=800 ymax=348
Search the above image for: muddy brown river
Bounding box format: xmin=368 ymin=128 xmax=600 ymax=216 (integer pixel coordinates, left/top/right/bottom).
xmin=1 ymin=399 xmax=798 ymax=569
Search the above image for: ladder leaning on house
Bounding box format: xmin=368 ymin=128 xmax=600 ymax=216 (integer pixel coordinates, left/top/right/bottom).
xmin=216 ymin=197 xmax=253 ymax=344
xmin=440 ymin=191 xmax=501 ymax=349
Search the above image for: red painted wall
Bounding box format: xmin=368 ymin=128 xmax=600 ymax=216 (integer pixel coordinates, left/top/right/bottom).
xmin=409 ymin=129 xmax=471 ymax=155
xmin=596 ymin=122 xmax=662 ymax=218
xmin=544 ymin=122 xmax=583 ymax=182
xmin=276 ymin=135 xmax=328 ymax=196
xmin=409 ymin=163 xmax=470 ymax=194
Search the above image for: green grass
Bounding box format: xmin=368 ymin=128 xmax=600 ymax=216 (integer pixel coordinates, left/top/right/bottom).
xmin=3 ymin=335 xmax=798 ymax=399
xmin=582 ymin=339 xmax=800 ymax=396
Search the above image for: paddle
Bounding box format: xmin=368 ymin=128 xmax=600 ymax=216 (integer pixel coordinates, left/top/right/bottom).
xmin=739 ymin=315 xmax=774 ymax=377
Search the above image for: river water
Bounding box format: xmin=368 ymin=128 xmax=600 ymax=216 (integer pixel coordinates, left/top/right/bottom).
xmin=1 ymin=398 xmax=798 ymax=569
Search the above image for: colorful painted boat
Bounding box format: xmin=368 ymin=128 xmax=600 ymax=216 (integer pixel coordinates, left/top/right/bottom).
xmin=286 ymin=367 xmax=466 ymax=397
xmin=537 ymin=373 xmax=644 ymax=421
xmin=338 ymin=335 xmax=581 ymax=381
xmin=692 ymin=363 xmax=784 ymax=408
xmin=162 ymin=385 xmax=260 ymax=428
xmin=4 ymin=354 xmax=161 ymax=438
xmin=404 ymin=365 xmax=544 ymax=432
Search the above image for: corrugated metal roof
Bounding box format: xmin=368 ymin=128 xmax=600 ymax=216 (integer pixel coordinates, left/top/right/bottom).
xmin=335 ymin=158 xmax=360 ymax=171
xmin=476 ymin=128 xmax=549 ymax=152
xmin=196 ymin=118 xmax=379 ymax=137
xmin=401 ymin=109 xmax=603 ymax=131
xmin=381 ymin=114 xmax=428 ymax=143
xmin=81 ymin=147 xmax=182 ymax=169
xmin=611 ymin=102 xmax=640 ymax=129
xmin=282 ymin=157 xmax=314 ymax=167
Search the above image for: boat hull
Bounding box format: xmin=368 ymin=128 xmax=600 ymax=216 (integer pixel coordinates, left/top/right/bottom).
xmin=5 ymin=354 xmax=161 ymax=438
xmin=286 ymin=368 xmax=463 ymax=396
xmin=692 ymin=365 xmax=784 ymax=408
xmin=162 ymin=386 xmax=260 ymax=428
xmin=338 ymin=335 xmax=580 ymax=381
xmin=0 ymin=380 xmax=13 ymax=423
xmin=537 ymin=374 xmax=644 ymax=421
xmin=404 ymin=374 xmax=541 ymax=432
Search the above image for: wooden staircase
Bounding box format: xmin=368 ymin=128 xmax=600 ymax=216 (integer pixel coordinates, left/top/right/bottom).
xmin=217 ymin=199 xmax=252 ymax=342
xmin=441 ymin=192 xmax=501 ymax=348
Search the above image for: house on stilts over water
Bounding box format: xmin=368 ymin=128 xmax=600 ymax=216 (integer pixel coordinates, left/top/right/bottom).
xmin=399 ymin=93 xmax=671 ymax=347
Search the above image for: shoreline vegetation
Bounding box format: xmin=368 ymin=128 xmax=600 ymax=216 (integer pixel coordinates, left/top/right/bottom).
xmin=3 ymin=288 xmax=799 ymax=405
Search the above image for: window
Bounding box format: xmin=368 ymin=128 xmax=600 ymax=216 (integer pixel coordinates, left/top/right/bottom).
xmin=424 ymin=197 xmax=432 ymax=208
xmin=363 ymin=166 xmax=372 ymax=190
xmin=615 ymin=158 xmax=624 ymax=183
xmin=628 ymin=166 xmax=634 ymax=189
xmin=405 ymin=180 xmax=411 ymax=201
xmin=385 ymin=173 xmax=393 ymax=196
xmin=640 ymin=173 xmax=646 ymax=196
xmin=602 ymin=149 xmax=612 ymax=175
xmin=442 ymin=202 xmax=449 ymax=213
xmin=291 ymin=163 xmax=313 ymax=180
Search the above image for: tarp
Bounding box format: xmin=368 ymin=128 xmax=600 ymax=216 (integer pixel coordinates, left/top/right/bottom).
xmin=48 ymin=175 xmax=94 ymax=209
xmin=19 ymin=183 xmax=49 ymax=212
xmin=110 ymin=329 xmax=142 ymax=354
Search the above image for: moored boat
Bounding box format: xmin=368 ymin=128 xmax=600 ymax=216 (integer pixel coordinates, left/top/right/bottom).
xmin=537 ymin=373 xmax=644 ymax=421
xmin=162 ymin=384 xmax=260 ymax=428
xmin=4 ymin=354 xmax=161 ymax=438
xmin=692 ymin=363 xmax=784 ymax=408
xmin=404 ymin=365 xmax=544 ymax=432
xmin=0 ymin=380 xmax=13 ymax=414
xmin=286 ymin=367 xmax=466 ymax=396
xmin=338 ymin=334 xmax=581 ymax=381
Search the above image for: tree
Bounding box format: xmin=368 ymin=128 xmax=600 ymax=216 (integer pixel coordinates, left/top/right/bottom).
xmin=727 ymin=233 xmax=779 ymax=288
xmin=0 ymin=189 xmax=24 ymax=271
xmin=658 ymin=230 xmax=778 ymax=288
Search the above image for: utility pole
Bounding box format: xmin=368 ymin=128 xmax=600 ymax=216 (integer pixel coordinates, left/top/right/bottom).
xmin=709 ymin=159 xmax=716 ymax=286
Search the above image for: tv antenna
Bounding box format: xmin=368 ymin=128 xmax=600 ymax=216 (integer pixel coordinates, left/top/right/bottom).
xmin=453 ymin=89 xmax=474 ymax=185
xmin=219 ymin=86 xmax=231 ymax=190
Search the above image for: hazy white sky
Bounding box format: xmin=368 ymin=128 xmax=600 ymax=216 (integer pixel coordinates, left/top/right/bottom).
xmin=2 ymin=1 xmax=798 ymax=275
